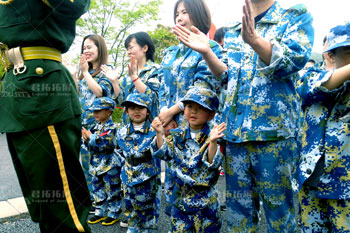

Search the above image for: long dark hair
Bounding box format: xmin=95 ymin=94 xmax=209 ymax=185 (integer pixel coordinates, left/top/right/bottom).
xmin=124 ymin=32 xmax=155 ymax=62
xmin=173 ymin=0 xmax=211 ymax=34
xmin=80 ymin=34 xmax=108 ymax=77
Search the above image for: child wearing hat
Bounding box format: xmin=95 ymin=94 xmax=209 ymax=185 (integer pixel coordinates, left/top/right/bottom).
xmin=152 ymin=87 xmax=226 ymax=232
xmin=116 ymin=93 xmax=161 ymax=232
xmin=82 ymin=97 xmax=123 ymax=226
xmin=293 ymin=23 xmax=350 ymax=232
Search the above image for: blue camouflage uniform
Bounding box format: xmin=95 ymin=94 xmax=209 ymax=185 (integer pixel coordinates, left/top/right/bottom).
xmin=293 ymin=24 xmax=350 ymax=233
xmin=116 ymin=93 xmax=161 ymax=233
xmin=152 ymin=88 xmax=223 ymax=233
xmin=86 ymin=97 xmax=123 ymax=219
xmin=159 ymin=41 xmax=223 ymax=218
xmin=210 ymin=2 xmax=314 ymax=232
xmin=115 ymin=61 xmax=160 ymax=125
xmin=79 ymin=67 xmax=114 ymax=199
xmin=159 ymin=41 xmax=223 ymax=125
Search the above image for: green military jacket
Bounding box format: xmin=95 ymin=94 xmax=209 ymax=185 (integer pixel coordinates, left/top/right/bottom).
xmin=0 ymin=0 xmax=90 ymax=132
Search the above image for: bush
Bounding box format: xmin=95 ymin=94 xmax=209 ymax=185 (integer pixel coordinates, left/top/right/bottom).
xmin=112 ymin=107 xmax=124 ymax=124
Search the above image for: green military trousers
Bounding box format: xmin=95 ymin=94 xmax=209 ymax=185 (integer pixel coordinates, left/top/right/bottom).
xmin=6 ymin=116 xmax=91 ymax=233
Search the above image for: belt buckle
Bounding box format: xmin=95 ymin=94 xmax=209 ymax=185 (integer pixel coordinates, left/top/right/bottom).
xmin=5 ymin=47 xmax=26 ymax=76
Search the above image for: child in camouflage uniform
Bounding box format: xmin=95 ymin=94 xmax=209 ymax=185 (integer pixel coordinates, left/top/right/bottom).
xmin=82 ymin=97 xmax=123 ymax=226
xmin=293 ymin=23 xmax=350 ymax=232
xmin=152 ymin=87 xmax=226 ymax=233
xmin=116 ymin=93 xmax=161 ymax=233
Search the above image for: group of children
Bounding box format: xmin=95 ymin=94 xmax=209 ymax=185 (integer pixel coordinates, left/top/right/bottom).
xmin=83 ymin=86 xmax=225 ymax=232
xmin=77 ymin=0 xmax=350 ymax=231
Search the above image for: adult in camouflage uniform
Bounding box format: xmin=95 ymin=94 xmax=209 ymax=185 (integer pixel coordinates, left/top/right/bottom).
xmin=102 ymin=31 xmax=161 ymax=125
xmin=157 ymin=0 xmax=223 ymax=221
xmin=0 ymin=0 xmax=91 ymax=232
xmin=152 ymin=87 xmax=226 ymax=233
xmin=82 ymin=97 xmax=123 ymax=226
xmin=293 ymin=23 xmax=350 ymax=232
xmin=172 ymin=0 xmax=314 ymax=231
xmin=78 ymin=34 xmax=114 ymax=202
xmin=116 ymin=93 xmax=161 ymax=233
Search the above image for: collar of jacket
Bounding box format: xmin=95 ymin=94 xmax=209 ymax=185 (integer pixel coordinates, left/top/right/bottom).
xmin=180 ymin=123 xmax=210 ymax=144
xmin=126 ymin=119 xmax=151 ymax=135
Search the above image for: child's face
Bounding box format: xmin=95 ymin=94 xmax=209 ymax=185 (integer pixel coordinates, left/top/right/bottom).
xmin=126 ymin=105 xmax=149 ymax=124
xmin=334 ymin=46 xmax=350 ymax=68
xmin=175 ymin=1 xmax=193 ymax=31
xmin=184 ymin=102 xmax=214 ymax=130
xmin=163 ymin=119 xmax=178 ymax=137
xmin=83 ymin=38 xmax=98 ymax=63
xmin=93 ymin=109 xmax=112 ymax=123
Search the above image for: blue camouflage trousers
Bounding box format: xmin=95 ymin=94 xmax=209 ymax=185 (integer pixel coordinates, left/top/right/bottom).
xmin=224 ymin=139 xmax=298 ymax=232
xmin=171 ymin=196 xmax=221 ymax=233
xmin=81 ymin=143 xmax=94 ymax=201
xmin=124 ymin=174 xmax=161 ymax=233
xmin=91 ymin=167 xmax=123 ymax=219
xmin=299 ymin=185 xmax=350 ymax=233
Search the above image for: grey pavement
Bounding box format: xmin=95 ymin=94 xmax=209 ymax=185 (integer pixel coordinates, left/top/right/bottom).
xmin=0 ymin=133 xmax=22 ymax=201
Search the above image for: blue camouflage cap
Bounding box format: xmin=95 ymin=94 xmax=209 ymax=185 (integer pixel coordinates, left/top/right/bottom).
xmin=324 ymin=23 xmax=350 ymax=52
xmin=121 ymin=93 xmax=152 ymax=112
xmin=90 ymin=97 xmax=115 ymax=111
xmin=181 ymin=87 xmax=219 ymax=112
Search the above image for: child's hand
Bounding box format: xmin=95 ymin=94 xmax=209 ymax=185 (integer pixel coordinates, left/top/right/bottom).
xmin=210 ymin=123 xmax=226 ymax=143
xmin=82 ymin=127 xmax=92 ymax=141
xmin=152 ymin=117 xmax=163 ymax=134
xmin=101 ymin=64 xmax=119 ymax=83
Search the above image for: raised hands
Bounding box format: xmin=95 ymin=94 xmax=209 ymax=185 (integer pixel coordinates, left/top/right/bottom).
xmin=152 ymin=117 xmax=163 ymax=134
xmin=172 ymin=24 xmax=211 ymax=54
xmin=82 ymin=127 xmax=92 ymax=142
xmin=101 ymin=64 xmax=119 ymax=83
xmin=210 ymin=123 xmax=227 ymax=143
xmin=241 ymin=0 xmax=259 ymax=46
xmin=79 ymin=54 xmax=89 ymax=74
xmin=128 ymin=55 xmax=138 ymax=81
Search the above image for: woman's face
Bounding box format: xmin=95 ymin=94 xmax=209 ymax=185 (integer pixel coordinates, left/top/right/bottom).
xmin=126 ymin=38 xmax=147 ymax=61
xmin=175 ymin=2 xmax=193 ymax=31
xmin=83 ymin=38 xmax=99 ymax=64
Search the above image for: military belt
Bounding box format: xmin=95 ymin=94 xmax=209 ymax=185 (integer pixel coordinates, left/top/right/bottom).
xmin=125 ymin=150 xmax=152 ymax=166
xmin=4 ymin=46 xmax=62 ymax=75
xmin=175 ymin=182 xmax=211 ymax=197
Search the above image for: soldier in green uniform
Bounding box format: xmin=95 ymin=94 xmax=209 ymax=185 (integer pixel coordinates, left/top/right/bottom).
xmin=0 ymin=0 xmax=91 ymax=232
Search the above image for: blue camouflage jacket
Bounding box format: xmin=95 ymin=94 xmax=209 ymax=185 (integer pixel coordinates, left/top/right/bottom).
xmin=159 ymin=41 xmax=223 ymax=112
xmin=116 ymin=61 xmax=160 ymax=125
xmin=88 ymin=118 xmax=120 ymax=176
xmin=293 ymin=67 xmax=350 ymax=199
xmin=216 ymin=2 xmax=314 ymax=143
xmin=116 ymin=120 xmax=161 ymax=187
xmin=79 ymin=68 xmax=114 ymax=129
xmin=151 ymin=123 xmax=223 ymax=210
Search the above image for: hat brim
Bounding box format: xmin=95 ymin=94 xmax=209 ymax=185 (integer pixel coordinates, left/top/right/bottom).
xmin=324 ymin=41 xmax=350 ymax=53
xmin=121 ymin=100 xmax=148 ymax=109
xmin=182 ymin=100 xmax=215 ymax=112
